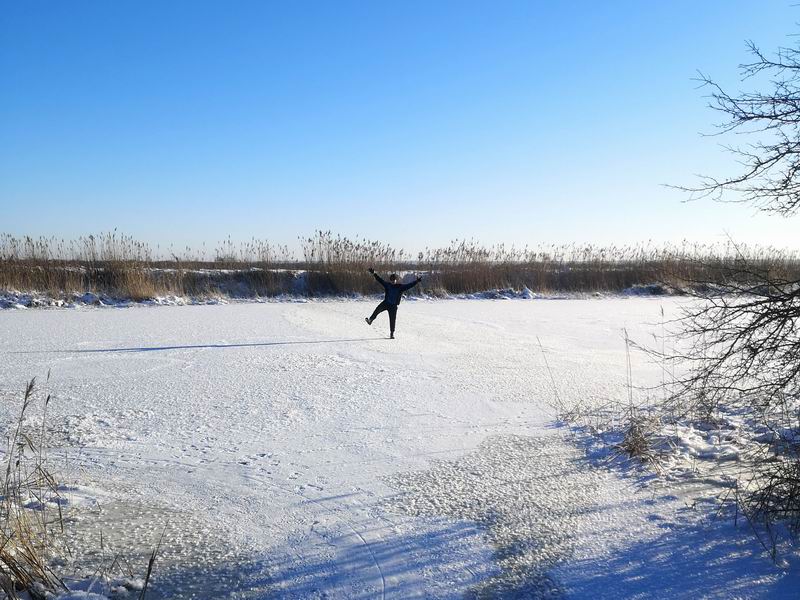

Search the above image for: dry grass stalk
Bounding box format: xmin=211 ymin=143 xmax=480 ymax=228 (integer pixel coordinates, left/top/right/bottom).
xmin=614 ymin=412 xmax=664 ymax=471
xmin=0 ymin=377 xmax=69 ymax=599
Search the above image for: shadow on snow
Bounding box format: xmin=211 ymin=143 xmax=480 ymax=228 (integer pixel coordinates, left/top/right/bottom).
xmin=9 ymin=337 xmax=387 ymax=354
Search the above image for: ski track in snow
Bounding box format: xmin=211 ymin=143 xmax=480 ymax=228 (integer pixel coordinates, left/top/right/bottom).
xmin=0 ymin=298 xmax=797 ymax=598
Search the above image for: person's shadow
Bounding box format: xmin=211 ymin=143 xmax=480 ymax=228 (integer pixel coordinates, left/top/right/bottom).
xmin=11 ymin=338 xmax=386 ymax=354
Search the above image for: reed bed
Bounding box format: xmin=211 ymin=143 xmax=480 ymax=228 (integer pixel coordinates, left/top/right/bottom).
xmin=2 ymin=231 xmax=799 ymax=302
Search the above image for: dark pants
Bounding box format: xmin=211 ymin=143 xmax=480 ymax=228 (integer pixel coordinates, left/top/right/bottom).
xmin=370 ymin=301 xmax=398 ymax=333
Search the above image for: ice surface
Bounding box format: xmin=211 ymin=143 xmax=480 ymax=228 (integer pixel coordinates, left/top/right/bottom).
xmin=0 ymin=298 xmax=797 ymax=598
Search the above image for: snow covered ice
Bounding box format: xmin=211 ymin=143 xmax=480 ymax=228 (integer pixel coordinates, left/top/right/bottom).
xmin=0 ymin=298 xmax=798 ymax=598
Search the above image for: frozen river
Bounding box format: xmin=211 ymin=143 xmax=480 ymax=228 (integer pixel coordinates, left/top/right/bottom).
xmin=0 ymin=298 xmax=792 ymax=598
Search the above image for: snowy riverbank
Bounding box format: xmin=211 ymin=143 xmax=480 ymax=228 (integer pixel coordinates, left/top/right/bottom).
xmin=0 ymin=283 xmax=677 ymax=310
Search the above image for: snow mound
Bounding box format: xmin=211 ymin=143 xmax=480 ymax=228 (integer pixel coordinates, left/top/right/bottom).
xmin=461 ymin=288 xmax=538 ymax=300
xmin=622 ymin=284 xmax=673 ymax=296
xmin=55 ymin=577 xmax=145 ymax=600
xmin=667 ymin=423 xmax=742 ymax=461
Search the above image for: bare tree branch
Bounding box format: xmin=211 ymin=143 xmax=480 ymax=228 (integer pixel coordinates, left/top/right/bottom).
xmin=675 ymin=41 xmax=800 ymax=215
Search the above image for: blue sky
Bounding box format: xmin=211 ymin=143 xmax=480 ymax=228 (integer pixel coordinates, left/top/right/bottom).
xmin=2 ymin=1 xmax=798 ymax=254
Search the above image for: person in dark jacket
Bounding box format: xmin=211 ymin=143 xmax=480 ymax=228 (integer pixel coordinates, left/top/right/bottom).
xmin=365 ymin=268 xmax=422 ymax=339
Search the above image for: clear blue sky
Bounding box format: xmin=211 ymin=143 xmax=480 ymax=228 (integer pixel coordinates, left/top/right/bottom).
xmin=2 ymin=1 xmax=798 ymax=255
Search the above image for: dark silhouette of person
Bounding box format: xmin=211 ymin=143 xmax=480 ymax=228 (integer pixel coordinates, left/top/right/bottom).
xmin=365 ymin=268 xmax=422 ymax=339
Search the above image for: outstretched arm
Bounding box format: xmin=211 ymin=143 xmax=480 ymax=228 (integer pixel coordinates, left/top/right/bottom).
xmin=401 ymin=276 xmax=423 ymax=291
xmin=368 ymin=267 xmax=387 ymax=286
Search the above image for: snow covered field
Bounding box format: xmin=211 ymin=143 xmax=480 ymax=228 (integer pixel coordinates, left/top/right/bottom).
xmin=0 ymin=298 xmax=797 ymax=598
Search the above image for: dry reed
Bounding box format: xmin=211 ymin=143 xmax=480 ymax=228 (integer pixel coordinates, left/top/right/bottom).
xmin=3 ymin=231 xmax=799 ymax=302
xmin=0 ymin=377 xmax=69 ymax=598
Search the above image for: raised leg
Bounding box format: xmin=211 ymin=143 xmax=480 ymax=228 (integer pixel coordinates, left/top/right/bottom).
xmin=369 ymin=301 xmax=389 ymax=323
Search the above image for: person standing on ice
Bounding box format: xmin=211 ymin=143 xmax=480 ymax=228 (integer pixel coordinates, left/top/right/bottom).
xmin=365 ymin=268 xmax=422 ymax=339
